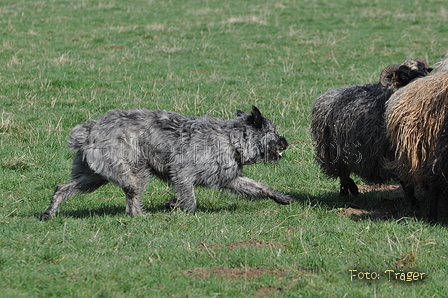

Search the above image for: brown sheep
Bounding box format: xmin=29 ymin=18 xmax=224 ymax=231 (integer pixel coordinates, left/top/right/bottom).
xmin=386 ymin=66 xmax=448 ymax=221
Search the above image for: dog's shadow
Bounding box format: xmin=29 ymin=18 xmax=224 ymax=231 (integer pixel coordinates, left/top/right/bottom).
xmin=34 ymin=187 xmax=447 ymax=225
xmin=34 ymin=201 xmax=241 ymax=220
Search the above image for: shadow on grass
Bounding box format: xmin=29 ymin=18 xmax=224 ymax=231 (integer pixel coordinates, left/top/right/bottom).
xmin=33 ymin=185 xmax=447 ymax=224
xmin=289 ymin=185 xmax=448 ymax=225
xmin=32 ymin=205 xmax=125 ymax=220
xmin=33 ymin=201 xmax=241 ymax=220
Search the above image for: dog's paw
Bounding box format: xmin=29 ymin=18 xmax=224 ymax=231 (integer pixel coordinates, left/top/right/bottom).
xmin=272 ymin=194 xmax=293 ymax=205
xmin=165 ymin=199 xmax=179 ymax=209
xmin=165 ymin=199 xmax=197 ymax=212
xmin=40 ymin=212 xmax=53 ymax=220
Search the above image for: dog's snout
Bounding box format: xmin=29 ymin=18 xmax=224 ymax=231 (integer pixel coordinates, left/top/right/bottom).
xmin=279 ymin=136 xmax=288 ymax=150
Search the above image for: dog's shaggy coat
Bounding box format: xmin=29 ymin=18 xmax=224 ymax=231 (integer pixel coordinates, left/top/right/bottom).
xmin=40 ymin=106 xmax=292 ymax=219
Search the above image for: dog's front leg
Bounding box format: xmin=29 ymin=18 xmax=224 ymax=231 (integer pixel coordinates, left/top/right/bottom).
xmin=123 ymin=187 xmax=145 ymax=216
xmin=225 ymin=176 xmax=293 ymax=205
xmin=167 ymin=182 xmax=197 ymax=212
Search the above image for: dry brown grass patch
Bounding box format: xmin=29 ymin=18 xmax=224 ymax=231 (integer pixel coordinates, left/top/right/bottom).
xmin=334 ymin=207 xmax=392 ymax=220
xmin=357 ymin=184 xmax=402 ymax=194
xmin=183 ymin=266 xmax=281 ymax=280
xmin=182 ymin=265 xmax=313 ymax=281
xmin=197 ymin=238 xmax=289 ymax=250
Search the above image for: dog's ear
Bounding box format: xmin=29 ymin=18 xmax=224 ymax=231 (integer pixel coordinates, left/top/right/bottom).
xmin=251 ymin=106 xmax=263 ymax=121
xmin=248 ymin=106 xmax=264 ymax=128
xmin=236 ymin=110 xmax=246 ymax=117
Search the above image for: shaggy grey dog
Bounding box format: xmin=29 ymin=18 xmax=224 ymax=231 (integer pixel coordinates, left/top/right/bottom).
xmin=40 ymin=106 xmax=292 ymax=219
xmin=311 ymin=59 xmax=431 ymax=201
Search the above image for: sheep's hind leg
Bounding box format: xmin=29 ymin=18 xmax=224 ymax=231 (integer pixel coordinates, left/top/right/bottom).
xmin=400 ymin=182 xmax=417 ymax=207
xmin=426 ymin=186 xmax=439 ymax=222
xmin=339 ymin=173 xmax=359 ymax=196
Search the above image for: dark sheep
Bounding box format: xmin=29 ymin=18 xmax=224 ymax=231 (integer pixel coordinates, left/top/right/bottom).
xmin=311 ymin=59 xmax=431 ymax=203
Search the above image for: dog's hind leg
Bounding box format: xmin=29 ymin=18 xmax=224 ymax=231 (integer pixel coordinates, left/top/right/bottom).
xmin=40 ymin=174 xmax=108 ymax=220
xmin=40 ymin=180 xmax=80 ymax=220
xmin=225 ymin=176 xmax=292 ymax=205
xmin=41 ymin=151 xmax=108 ymax=220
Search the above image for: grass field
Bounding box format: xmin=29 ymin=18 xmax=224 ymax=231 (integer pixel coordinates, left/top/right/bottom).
xmin=1 ymin=0 xmax=448 ymax=297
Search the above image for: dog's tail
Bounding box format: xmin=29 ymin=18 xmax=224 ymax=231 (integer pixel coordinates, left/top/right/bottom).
xmin=68 ymin=120 xmax=96 ymax=150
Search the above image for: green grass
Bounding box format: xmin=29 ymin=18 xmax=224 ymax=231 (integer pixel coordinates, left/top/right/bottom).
xmin=1 ymin=0 xmax=448 ymax=297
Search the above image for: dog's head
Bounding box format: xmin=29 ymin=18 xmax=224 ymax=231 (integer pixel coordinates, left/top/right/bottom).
xmin=235 ymin=106 xmax=288 ymax=164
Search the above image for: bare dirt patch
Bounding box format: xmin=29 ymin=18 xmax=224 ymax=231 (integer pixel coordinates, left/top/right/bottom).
xmin=182 ymin=265 xmax=313 ymax=296
xmin=357 ymin=184 xmax=402 ymax=194
xmin=197 ymin=238 xmax=288 ymax=250
xmin=182 ymin=266 xmax=281 ymax=280
xmin=333 ymin=184 xmax=405 ymax=220
xmin=252 ymin=286 xmax=284 ymax=297
xmin=334 ymin=207 xmax=392 ymax=220
xmin=195 ymin=239 xmax=290 ymax=261
xmin=182 ymin=265 xmax=313 ymax=282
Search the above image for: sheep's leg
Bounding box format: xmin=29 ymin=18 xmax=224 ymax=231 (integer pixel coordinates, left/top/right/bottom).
xmin=339 ymin=184 xmax=349 ymax=196
xmin=427 ymin=186 xmax=439 ymax=222
xmin=339 ymin=171 xmax=358 ymax=196
xmin=400 ymin=182 xmax=417 ymax=207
